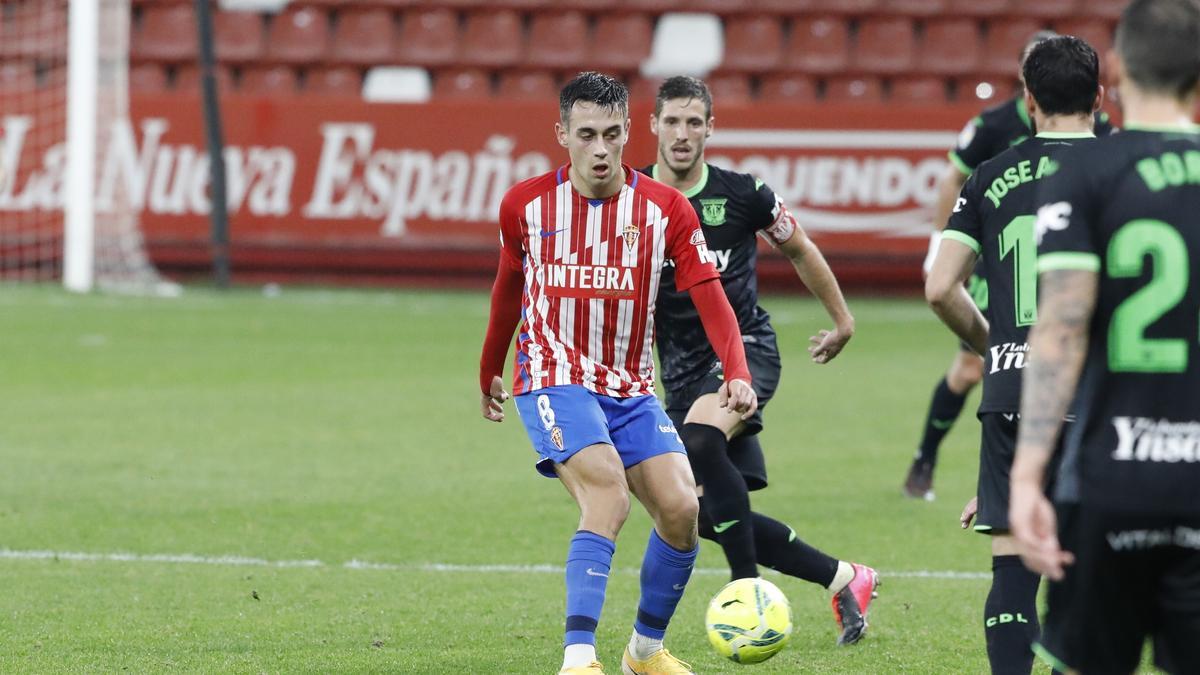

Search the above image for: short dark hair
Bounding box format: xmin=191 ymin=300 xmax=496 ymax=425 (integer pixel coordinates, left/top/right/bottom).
xmin=1020 ymin=30 xmax=1060 ymax=66
xmin=654 ymin=76 xmax=713 ymax=119
xmin=1022 ymin=36 xmax=1100 ymax=116
xmin=559 ymin=72 xmax=629 ymax=124
xmin=1116 ymin=0 xmax=1200 ymax=99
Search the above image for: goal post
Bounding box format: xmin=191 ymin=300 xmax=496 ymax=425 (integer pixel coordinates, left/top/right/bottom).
xmin=63 ymin=0 xmax=97 ymax=292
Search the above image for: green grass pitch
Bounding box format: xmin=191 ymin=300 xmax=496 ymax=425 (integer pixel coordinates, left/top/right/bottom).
xmin=0 ymin=285 xmax=1028 ymax=672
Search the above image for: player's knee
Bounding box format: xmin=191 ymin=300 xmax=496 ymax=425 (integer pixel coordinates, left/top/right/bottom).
xmin=680 ymin=423 xmax=728 ymax=468
xmin=655 ymin=489 xmax=699 ymax=547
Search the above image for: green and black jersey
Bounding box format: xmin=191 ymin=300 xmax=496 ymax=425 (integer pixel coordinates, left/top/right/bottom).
xmin=641 ymin=163 xmax=790 ymax=393
xmin=949 ymin=96 xmax=1114 ymax=175
xmin=945 ymin=132 xmax=1095 ymax=414
xmin=1036 ymin=126 xmax=1200 ymax=516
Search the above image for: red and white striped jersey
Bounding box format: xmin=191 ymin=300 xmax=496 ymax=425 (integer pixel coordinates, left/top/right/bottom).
xmin=498 ymin=164 xmax=719 ymax=398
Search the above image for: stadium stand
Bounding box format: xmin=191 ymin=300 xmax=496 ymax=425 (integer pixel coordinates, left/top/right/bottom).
xmin=124 ymin=2 xmax=1121 ymax=103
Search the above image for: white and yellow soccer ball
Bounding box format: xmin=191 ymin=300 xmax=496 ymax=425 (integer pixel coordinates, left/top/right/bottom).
xmin=705 ymin=577 xmax=793 ymax=664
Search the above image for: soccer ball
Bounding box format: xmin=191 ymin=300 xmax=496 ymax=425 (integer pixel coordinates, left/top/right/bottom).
xmin=705 ymin=577 xmax=793 ymax=664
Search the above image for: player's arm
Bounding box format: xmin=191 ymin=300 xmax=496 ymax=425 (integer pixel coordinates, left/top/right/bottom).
xmin=926 ymin=238 xmax=987 ymax=356
xmin=478 ymin=196 xmax=526 ymax=422
xmin=669 ymin=193 xmax=757 ymax=418
xmin=1010 ymin=267 xmax=1096 ymax=579
xmin=924 ymin=165 xmax=970 ymax=275
xmin=688 ymin=279 xmax=757 ymax=419
xmin=770 ymin=212 xmax=854 ymax=364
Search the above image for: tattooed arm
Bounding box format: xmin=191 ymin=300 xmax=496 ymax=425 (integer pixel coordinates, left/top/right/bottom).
xmin=1009 ymin=268 xmax=1098 ymax=579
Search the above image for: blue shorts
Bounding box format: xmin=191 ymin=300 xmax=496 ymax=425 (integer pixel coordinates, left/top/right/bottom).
xmin=514 ymin=385 xmax=686 ymax=478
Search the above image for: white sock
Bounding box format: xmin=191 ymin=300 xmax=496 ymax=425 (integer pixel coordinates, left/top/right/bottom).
xmin=562 ymin=643 xmax=597 ymax=670
xmin=827 ymin=561 xmax=855 ymax=593
xmin=628 ymin=630 xmax=663 ymax=660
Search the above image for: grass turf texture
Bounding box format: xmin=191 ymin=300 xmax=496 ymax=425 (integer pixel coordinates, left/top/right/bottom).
xmin=1 ymin=285 xmax=1010 ymax=672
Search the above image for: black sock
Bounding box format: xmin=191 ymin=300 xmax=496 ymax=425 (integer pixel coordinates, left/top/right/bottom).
xmin=984 ymin=555 xmax=1041 ymax=675
xmin=682 ymin=423 xmax=756 ymax=579
xmin=916 ymin=377 xmax=967 ymax=465
xmin=697 ymin=507 xmax=838 ymax=587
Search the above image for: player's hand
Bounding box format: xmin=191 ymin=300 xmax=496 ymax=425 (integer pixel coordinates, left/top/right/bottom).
xmin=808 ymin=322 xmax=853 ymax=364
xmin=480 ymin=376 xmax=509 ymax=423
xmin=718 ymin=378 xmax=758 ymax=421
xmin=960 ymin=496 xmax=978 ymax=529
xmin=1009 ymin=480 xmax=1073 ymax=580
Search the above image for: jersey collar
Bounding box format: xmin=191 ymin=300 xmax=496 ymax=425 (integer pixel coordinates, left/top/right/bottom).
xmin=1124 ymin=122 xmax=1200 ymax=133
xmin=651 ymin=162 xmax=709 ymax=198
xmin=1035 ymin=131 xmax=1095 ymax=139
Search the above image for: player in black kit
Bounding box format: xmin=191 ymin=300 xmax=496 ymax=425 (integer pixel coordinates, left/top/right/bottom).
xmin=1011 ymin=2 xmax=1200 ymax=673
xmin=926 ymin=36 xmax=1102 ymax=675
xmin=904 ymin=30 xmax=1116 ymax=500
xmin=643 ymin=76 xmax=878 ymax=646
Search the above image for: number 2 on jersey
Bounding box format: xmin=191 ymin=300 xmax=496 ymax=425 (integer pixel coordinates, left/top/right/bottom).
xmin=999 ymin=215 xmax=1039 ymax=326
xmin=1108 ymin=219 xmax=1191 ymax=373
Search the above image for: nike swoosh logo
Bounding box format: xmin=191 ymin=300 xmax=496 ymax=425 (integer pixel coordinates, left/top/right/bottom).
xmin=713 ymin=519 xmax=739 ymax=534
xmin=788 ymin=527 xmax=797 ymax=543
xmin=672 ymin=583 xmax=686 ymax=591
xmin=931 ymin=419 xmax=955 ymax=430
xmin=539 ymin=227 xmax=569 ymax=237
xmin=585 ymin=567 xmax=608 ymax=578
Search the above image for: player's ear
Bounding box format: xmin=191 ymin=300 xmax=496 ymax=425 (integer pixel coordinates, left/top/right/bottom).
xmin=555 ymin=121 xmax=568 ymax=148
xmin=1093 ymin=85 xmax=1105 ymax=114
xmin=706 ymin=115 xmax=715 ymax=140
xmin=1023 ymin=88 xmax=1038 ymax=118
xmin=649 ymin=113 xmax=658 ymax=134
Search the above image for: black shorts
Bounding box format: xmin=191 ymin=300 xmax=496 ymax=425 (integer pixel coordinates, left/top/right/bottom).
xmin=1036 ymin=505 xmax=1200 ymax=675
xmin=974 ymin=413 xmax=1062 ymax=535
xmin=664 ymin=340 xmax=781 ymax=437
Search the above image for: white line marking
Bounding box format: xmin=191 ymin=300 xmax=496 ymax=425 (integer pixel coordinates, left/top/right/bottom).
xmin=707 ymin=129 xmax=959 ymax=150
xmin=0 ymin=548 xmax=990 ymax=579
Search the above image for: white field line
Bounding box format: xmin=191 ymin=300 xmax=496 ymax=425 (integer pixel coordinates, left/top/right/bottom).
xmin=0 ymin=548 xmax=989 ymax=580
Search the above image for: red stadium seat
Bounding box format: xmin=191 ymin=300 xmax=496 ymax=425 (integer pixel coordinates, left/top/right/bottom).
xmin=305 ymin=66 xmax=362 ymax=96
xmin=264 ymin=6 xmax=330 ymax=65
xmin=432 ymin=68 xmax=492 ymax=100
xmin=784 ymin=16 xmax=849 ymax=75
xmin=722 ymin=16 xmax=783 ymax=72
xmin=614 ymin=0 xmax=683 ymax=12
xmin=954 ymin=75 xmax=1016 ymax=103
xmin=395 ymin=8 xmax=459 ymax=68
xmin=0 ymin=61 xmax=37 ymax=91
xmin=590 ymin=14 xmax=653 ymax=73
xmin=1079 ymin=0 xmax=1126 ymax=20
xmin=174 ymin=64 xmax=234 ymax=93
xmin=554 ymin=0 xmax=620 ymax=9
xmin=917 ymin=19 xmax=981 ymax=76
xmin=497 ymin=71 xmax=557 ymax=100
xmin=880 ymin=0 xmax=946 ymax=16
xmin=945 ymin=0 xmax=1010 ymax=16
xmin=812 ymin=0 xmax=880 ymax=13
xmin=240 ymin=66 xmax=299 ymax=95
xmin=1054 ymin=19 xmax=1114 ymax=60
xmin=213 ymin=10 xmax=265 ymax=64
xmin=1010 ymin=0 xmax=1079 ymax=20
xmin=980 ymin=18 xmax=1045 ymax=76
xmin=825 ymin=75 xmax=883 ymax=102
xmin=525 ymin=12 xmax=588 ymax=70
xmin=760 ymin=74 xmax=818 ymax=103
xmin=1 ymin=1 xmax=67 ymax=60
xmin=330 ymin=8 xmax=397 ymax=66
xmin=628 ymin=76 xmax=664 ymax=102
xmin=129 ymin=62 xmax=168 ymax=92
xmin=688 ymin=0 xmax=751 ymax=13
xmin=754 ymin=0 xmax=818 ymax=11
xmin=707 ymin=72 xmax=752 ymax=104
xmin=852 ymin=17 xmax=916 ymax=75
xmin=890 ymin=75 xmax=948 ymax=104
xmin=459 ymin=10 xmax=523 ymax=68
xmin=134 ymin=3 xmax=197 ymax=62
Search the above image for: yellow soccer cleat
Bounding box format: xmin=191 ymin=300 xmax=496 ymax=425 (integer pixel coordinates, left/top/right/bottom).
xmin=558 ymin=661 xmax=604 ymax=674
xmin=620 ymin=647 xmax=694 ymax=675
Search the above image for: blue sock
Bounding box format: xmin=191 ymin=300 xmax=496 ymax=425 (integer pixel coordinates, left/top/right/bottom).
xmin=634 ymin=529 xmax=698 ymax=639
xmin=564 ymin=530 xmax=615 ymax=647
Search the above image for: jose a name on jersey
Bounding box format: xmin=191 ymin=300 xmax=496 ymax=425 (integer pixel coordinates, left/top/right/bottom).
xmin=1112 ymin=416 xmax=1200 ymax=463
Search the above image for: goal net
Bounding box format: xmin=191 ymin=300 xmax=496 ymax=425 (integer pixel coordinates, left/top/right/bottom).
xmin=0 ymin=0 xmax=177 ymax=294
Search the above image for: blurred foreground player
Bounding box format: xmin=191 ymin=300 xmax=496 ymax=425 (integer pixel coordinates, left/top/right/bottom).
xmin=478 ymin=72 xmax=757 ymax=675
xmin=644 ymin=76 xmax=878 ymax=646
xmin=904 ymin=30 xmax=1114 ymax=499
xmin=927 ymin=35 xmax=1102 ymax=674
xmin=1011 ymin=1 xmax=1200 ymax=673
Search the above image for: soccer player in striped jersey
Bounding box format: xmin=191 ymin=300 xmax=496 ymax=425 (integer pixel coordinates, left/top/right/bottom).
xmin=643 ymin=76 xmax=879 ymax=646
xmin=1012 ymin=1 xmax=1200 ymax=672
xmin=478 ymin=72 xmax=757 ymax=675
xmin=926 ymin=35 xmax=1102 ymax=675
